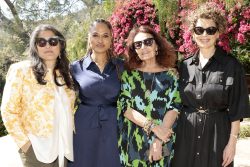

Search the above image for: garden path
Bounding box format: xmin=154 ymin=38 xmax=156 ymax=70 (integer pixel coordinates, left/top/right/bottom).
xmin=0 ymin=135 xmax=249 ymax=166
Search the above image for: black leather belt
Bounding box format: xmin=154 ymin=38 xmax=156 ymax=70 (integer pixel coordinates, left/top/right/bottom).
xmin=183 ymin=106 xmax=227 ymax=114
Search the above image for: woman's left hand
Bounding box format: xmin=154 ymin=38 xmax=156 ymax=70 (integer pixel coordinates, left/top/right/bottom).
xmin=148 ymin=138 xmax=163 ymax=163
xmin=222 ymin=139 xmax=237 ymax=167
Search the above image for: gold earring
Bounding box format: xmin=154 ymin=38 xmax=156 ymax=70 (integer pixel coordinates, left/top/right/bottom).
xmin=155 ymin=50 xmax=158 ymax=55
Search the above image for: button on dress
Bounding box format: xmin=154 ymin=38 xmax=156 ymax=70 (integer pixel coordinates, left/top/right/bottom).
xmin=68 ymin=55 xmax=123 ymax=167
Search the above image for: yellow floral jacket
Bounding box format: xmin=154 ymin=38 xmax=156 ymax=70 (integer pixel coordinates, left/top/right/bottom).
xmin=1 ymin=60 xmax=76 ymax=148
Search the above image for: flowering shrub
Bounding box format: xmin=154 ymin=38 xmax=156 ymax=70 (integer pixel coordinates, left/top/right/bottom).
xmin=110 ymin=0 xmax=249 ymax=72
xmin=226 ymin=3 xmax=250 ymax=52
xmin=165 ymin=0 xmax=196 ymax=55
xmin=109 ymin=0 xmax=159 ymax=56
xmin=166 ymin=0 xmax=250 ymax=58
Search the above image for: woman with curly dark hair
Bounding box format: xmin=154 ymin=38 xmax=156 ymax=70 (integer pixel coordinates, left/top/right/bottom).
xmin=172 ymin=3 xmax=250 ymax=167
xmin=1 ymin=24 xmax=76 ymax=167
xmin=117 ymin=25 xmax=182 ymax=167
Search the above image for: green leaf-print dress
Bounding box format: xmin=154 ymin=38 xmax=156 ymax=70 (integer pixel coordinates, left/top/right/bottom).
xmin=117 ymin=70 xmax=182 ymax=167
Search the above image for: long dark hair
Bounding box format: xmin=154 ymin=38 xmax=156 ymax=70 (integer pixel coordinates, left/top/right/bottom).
xmin=125 ymin=25 xmax=176 ymax=70
xmin=29 ymin=24 xmax=74 ymax=89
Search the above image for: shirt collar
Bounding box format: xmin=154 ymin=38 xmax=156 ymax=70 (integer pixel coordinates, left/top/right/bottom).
xmin=189 ymin=46 xmax=226 ymax=66
xmin=190 ymin=50 xmax=199 ymax=66
xmin=81 ymin=53 xmax=93 ymax=69
xmin=212 ymin=46 xmax=227 ymax=64
xmin=81 ymin=52 xmax=116 ymax=69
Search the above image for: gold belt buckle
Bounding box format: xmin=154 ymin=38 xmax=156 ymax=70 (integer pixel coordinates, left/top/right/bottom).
xmin=197 ymin=109 xmax=207 ymax=113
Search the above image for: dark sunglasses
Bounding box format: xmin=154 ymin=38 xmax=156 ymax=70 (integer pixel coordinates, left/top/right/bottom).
xmin=36 ymin=37 xmax=62 ymax=47
xmin=133 ymin=38 xmax=154 ymax=49
xmin=193 ymin=27 xmax=218 ymax=35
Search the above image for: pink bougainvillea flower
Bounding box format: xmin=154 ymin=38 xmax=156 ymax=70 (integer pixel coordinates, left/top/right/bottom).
xmin=109 ymin=0 xmax=159 ymax=56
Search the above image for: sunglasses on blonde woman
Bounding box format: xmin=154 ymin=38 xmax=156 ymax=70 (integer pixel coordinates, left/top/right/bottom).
xmin=193 ymin=27 xmax=218 ymax=35
xmin=133 ymin=38 xmax=154 ymax=49
xmin=36 ymin=37 xmax=62 ymax=47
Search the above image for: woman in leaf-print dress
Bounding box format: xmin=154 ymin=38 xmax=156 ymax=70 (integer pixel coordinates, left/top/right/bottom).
xmin=117 ymin=25 xmax=182 ymax=167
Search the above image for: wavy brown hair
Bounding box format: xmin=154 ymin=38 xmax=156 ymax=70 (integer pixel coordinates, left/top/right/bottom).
xmin=125 ymin=25 xmax=176 ymax=70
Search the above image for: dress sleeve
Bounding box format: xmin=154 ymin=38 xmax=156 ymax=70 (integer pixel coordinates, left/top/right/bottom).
xmin=1 ymin=64 xmax=29 ymax=148
xmin=167 ymin=72 xmax=182 ymax=113
xmin=228 ymin=63 xmax=250 ymax=121
xmin=117 ymin=71 xmax=132 ymax=116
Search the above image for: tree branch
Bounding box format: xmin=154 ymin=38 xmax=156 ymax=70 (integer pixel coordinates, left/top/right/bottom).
xmin=3 ymin=0 xmax=24 ymax=29
xmin=81 ymin=0 xmax=99 ymax=9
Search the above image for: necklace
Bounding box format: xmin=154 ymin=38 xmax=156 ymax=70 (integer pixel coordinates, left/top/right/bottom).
xmin=143 ymin=72 xmax=156 ymax=97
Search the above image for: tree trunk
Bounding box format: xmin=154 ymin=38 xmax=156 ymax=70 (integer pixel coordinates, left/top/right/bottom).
xmin=3 ymin=0 xmax=29 ymax=50
xmin=3 ymin=0 xmax=24 ymax=29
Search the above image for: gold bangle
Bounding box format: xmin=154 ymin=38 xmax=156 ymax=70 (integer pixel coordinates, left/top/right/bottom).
xmin=143 ymin=119 xmax=154 ymax=136
xmin=149 ymin=122 xmax=156 ymax=131
xmin=230 ymin=133 xmax=238 ymax=139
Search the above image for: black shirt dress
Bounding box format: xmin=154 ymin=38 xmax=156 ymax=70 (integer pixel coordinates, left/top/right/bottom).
xmin=171 ymin=47 xmax=250 ymax=167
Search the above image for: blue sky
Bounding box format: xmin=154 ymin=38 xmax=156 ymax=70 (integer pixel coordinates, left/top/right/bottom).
xmin=0 ymin=0 xmax=86 ymax=19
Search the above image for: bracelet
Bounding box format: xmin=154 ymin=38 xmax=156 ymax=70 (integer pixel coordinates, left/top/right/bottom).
xmin=149 ymin=122 xmax=156 ymax=132
xmin=143 ymin=119 xmax=154 ymax=136
xmin=230 ymin=133 xmax=238 ymax=139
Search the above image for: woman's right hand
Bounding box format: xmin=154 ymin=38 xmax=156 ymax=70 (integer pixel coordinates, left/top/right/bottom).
xmin=21 ymin=141 xmax=31 ymax=153
xmin=151 ymin=125 xmax=173 ymax=143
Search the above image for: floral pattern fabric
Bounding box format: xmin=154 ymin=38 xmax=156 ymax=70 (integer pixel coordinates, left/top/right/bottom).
xmin=117 ymin=70 xmax=181 ymax=167
xmin=1 ymin=60 xmax=76 ymax=148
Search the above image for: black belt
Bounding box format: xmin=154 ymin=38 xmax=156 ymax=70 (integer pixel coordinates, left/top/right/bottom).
xmin=183 ymin=106 xmax=227 ymax=115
